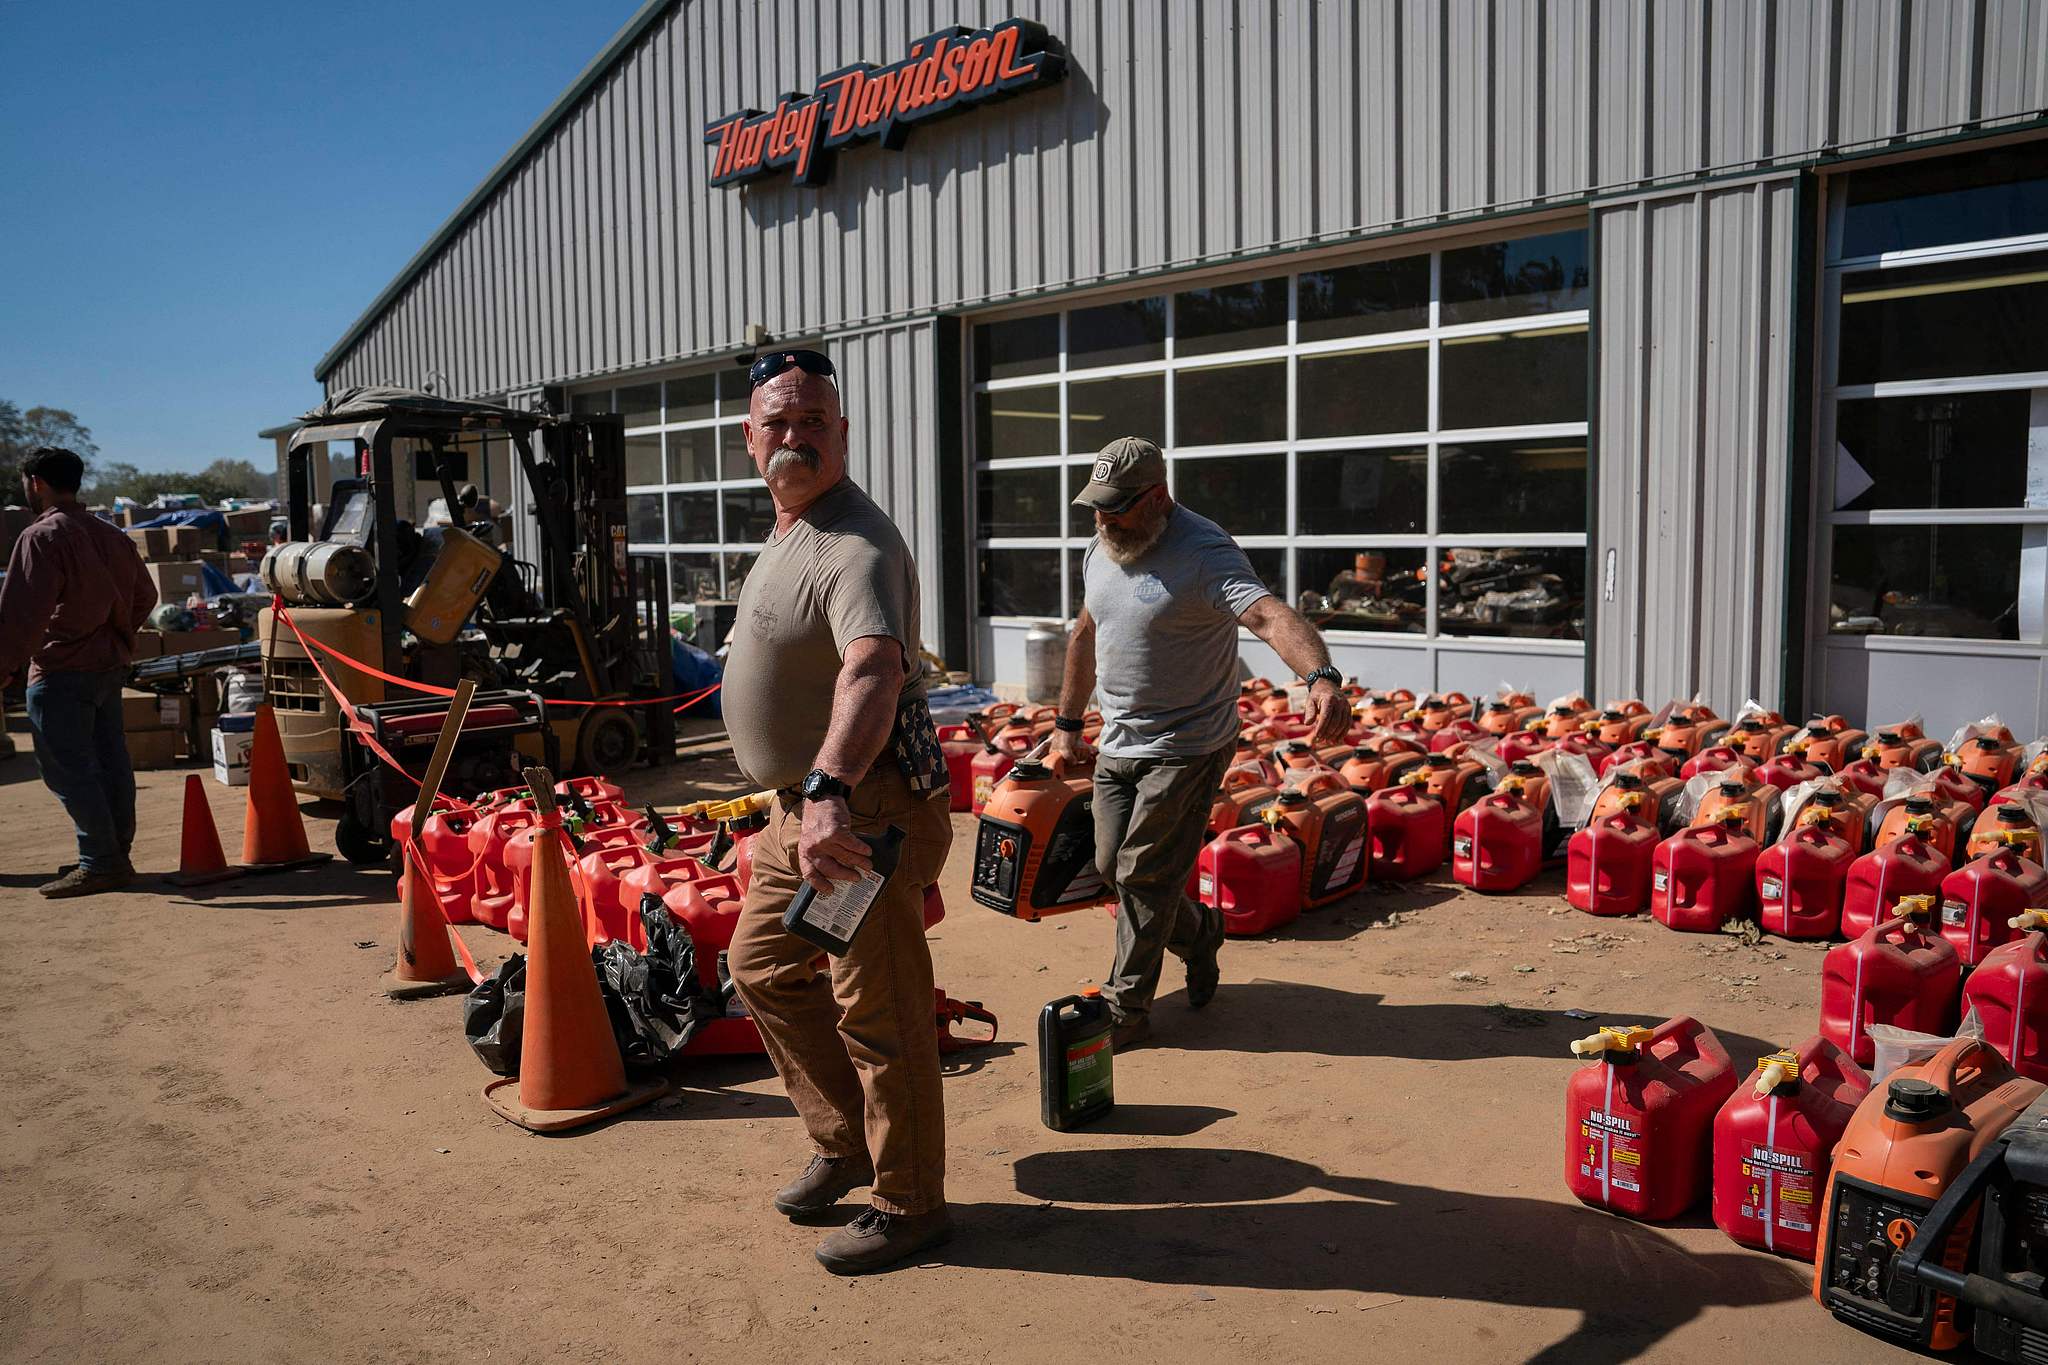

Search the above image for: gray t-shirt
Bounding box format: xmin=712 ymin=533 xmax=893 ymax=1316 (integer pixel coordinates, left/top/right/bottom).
xmin=721 ymin=479 xmax=925 ymax=791
xmin=1083 ymin=504 xmax=1272 ymax=758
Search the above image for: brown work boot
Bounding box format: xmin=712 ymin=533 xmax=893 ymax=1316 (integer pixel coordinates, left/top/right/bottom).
xmin=772 ymin=1152 xmax=876 ymax=1220
xmin=38 ymin=865 xmax=133 ymax=899
xmin=814 ymin=1205 xmax=953 ymax=1276
xmin=1111 ymin=1014 xmax=1151 ymax=1051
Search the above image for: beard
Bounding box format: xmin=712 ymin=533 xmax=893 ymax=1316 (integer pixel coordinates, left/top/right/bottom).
xmin=1099 ymin=500 xmax=1169 ymax=564
xmin=765 ymin=445 xmax=822 ymax=480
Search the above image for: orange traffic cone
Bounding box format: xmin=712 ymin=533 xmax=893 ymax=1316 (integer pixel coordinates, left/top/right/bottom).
xmin=482 ymin=770 xmax=666 ymax=1131
xmin=241 ymin=704 xmax=330 ymax=873
xmin=384 ymin=844 xmax=473 ymax=999
xmin=168 ymin=773 xmax=240 ymax=887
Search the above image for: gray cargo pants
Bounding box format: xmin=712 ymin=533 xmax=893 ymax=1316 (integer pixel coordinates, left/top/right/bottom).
xmin=1092 ymin=743 xmax=1236 ymax=1024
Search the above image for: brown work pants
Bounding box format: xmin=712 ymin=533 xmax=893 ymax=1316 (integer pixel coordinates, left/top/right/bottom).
xmin=729 ymin=763 xmax=953 ymax=1215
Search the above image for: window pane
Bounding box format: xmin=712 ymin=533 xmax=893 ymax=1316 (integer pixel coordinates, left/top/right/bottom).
xmin=974 ymin=314 xmax=1060 ymax=381
xmin=627 ymin=493 xmax=664 ymax=543
xmin=1297 ymin=343 xmax=1429 ymax=437
xmin=976 ymin=385 xmax=1061 ymax=459
xmin=571 ymin=389 xmax=610 ymax=415
xmin=1842 ymin=145 xmax=2048 ymax=259
xmin=1838 ymin=252 xmax=2048 ymax=385
xmin=1438 ymin=326 xmax=1588 ymax=428
xmin=978 ymin=465 xmax=1063 ymax=537
xmin=1241 ymin=546 xmax=1286 ymax=598
xmin=1176 ymin=277 xmax=1289 ymax=356
xmin=1296 ymin=547 xmax=1427 ymax=633
xmin=667 ymin=372 xmax=718 ymax=422
xmin=1834 ymin=390 xmax=2034 ymax=510
xmin=1436 ymin=547 xmax=1586 ymax=640
xmin=1828 ymin=524 xmax=2022 ymax=640
xmin=1175 ymin=360 xmax=1287 ymax=446
xmin=980 ymin=547 xmax=1062 ymax=617
xmin=1067 ymin=373 xmax=1164 ymax=452
xmin=1440 ymin=229 xmax=1591 ymax=324
xmin=1068 ymin=463 xmax=1098 ymax=537
xmin=669 ymin=427 xmax=720 ymax=483
xmin=617 ymin=382 xmax=662 ymax=429
xmin=667 ymin=490 xmax=719 ymax=543
xmin=721 ymin=423 xmax=753 ymax=479
xmin=1438 ymin=439 xmax=1588 ymax=533
xmin=722 ymin=487 xmax=777 ymax=544
xmin=1298 ymin=256 xmax=1431 ymax=342
xmin=1172 ymin=454 xmax=1287 ymax=535
xmin=722 ymin=550 xmax=758 ymax=598
xmin=669 ymin=553 xmax=719 ymax=602
xmin=1297 ymin=448 xmax=1428 ymax=535
xmin=624 ymin=433 xmax=663 ymax=486
xmin=1069 ymin=296 xmax=1166 ymax=369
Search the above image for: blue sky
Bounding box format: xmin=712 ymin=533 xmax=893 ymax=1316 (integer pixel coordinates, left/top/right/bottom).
xmin=1 ymin=1 xmax=639 ymax=473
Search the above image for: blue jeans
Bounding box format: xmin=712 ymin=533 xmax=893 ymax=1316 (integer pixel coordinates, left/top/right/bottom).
xmin=27 ymin=668 xmax=137 ymax=873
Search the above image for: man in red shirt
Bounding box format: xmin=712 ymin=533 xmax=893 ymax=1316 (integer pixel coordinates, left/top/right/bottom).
xmin=0 ymin=447 xmax=158 ymax=896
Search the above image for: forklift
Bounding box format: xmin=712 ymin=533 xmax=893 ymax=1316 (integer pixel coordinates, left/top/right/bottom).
xmin=266 ymin=386 xmax=675 ymax=862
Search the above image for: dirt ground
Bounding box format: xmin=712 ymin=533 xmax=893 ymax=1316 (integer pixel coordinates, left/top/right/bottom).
xmin=0 ymin=742 xmax=1928 ymax=1365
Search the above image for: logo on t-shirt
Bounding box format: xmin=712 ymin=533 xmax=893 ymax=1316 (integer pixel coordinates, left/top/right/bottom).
xmin=1132 ymin=573 xmax=1167 ymax=604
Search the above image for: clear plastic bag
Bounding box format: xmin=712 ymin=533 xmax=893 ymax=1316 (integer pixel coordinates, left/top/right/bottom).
xmin=1538 ymin=749 xmax=1604 ymax=830
xmin=1867 ymin=1009 xmax=1983 ymax=1086
xmin=1945 ymin=712 xmax=2005 ymax=754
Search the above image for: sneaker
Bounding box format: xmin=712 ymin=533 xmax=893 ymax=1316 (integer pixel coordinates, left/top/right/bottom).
xmin=38 ymin=865 xmax=134 ymax=899
xmin=1185 ymin=904 xmax=1225 ymax=1009
xmin=815 ymin=1205 xmax=953 ymax=1275
xmin=1111 ymin=1014 xmax=1151 ymax=1051
xmin=772 ymin=1153 xmax=876 ymax=1220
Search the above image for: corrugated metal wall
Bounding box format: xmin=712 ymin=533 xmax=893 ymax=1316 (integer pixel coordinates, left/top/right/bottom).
xmin=321 ymin=0 xmax=2048 ymax=395
xmin=1591 ymin=176 xmax=1800 ymax=708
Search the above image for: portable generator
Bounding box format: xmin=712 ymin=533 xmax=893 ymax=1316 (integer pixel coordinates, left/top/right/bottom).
xmin=970 ymin=755 xmax=1110 ymax=920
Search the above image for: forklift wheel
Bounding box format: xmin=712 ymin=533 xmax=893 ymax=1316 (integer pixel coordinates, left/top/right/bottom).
xmin=575 ymin=708 xmax=640 ymax=776
xmin=334 ymin=807 xmax=383 ymax=865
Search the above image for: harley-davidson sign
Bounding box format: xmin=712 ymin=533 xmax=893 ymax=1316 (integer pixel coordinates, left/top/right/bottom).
xmin=703 ymin=18 xmax=1066 ymax=188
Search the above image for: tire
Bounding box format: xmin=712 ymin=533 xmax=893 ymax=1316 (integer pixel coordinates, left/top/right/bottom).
xmin=574 ymin=708 xmax=640 ymax=777
xmin=335 ymin=806 xmax=381 ymax=865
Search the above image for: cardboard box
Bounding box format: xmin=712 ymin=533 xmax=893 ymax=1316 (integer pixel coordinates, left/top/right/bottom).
xmin=224 ymin=508 xmax=273 ymax=536
xmin=154 ymin=627 xmax=236 ymax=656
xmin=168 ymin=524 xmax=206 ymax=556
xmin=129 ymin=630 xmax=163 ymax=662
xmin=211 ymin=725 xmax=253 ymax=786
xmin=127 ymin=527 xmax=172 ymax=560
xmin=122 ymin=688 xmax=187 ymax=731
xmin=143 ymin=560 xmax=205 ymax=602
xmin=126 ymin=728 xmax=182 ymax=770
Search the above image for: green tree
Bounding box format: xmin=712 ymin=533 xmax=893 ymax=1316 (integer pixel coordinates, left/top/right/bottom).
xmin=0 ymin=401 xmax=98 ymax=501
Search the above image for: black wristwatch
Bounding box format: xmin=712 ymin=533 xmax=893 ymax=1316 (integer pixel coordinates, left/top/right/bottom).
xmin=1053 ymin=715 xmax=1087 ymax=733
xmin=1303 ymin=665 xmax=1343 ymax=691
xmin=799 ymin=769 xmax=852 ymax=802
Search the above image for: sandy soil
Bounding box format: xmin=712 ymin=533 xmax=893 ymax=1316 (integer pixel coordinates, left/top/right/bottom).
xmin=0 ymin=743 xmax=1926 ymax=1365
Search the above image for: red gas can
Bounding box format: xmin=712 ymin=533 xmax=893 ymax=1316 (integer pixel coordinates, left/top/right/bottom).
xmin=1834 ymin=758 xmax=1889 ymax=798
xmin=1962 ymin=912 xmax=2048 ymax=1083
xmin=1840 ymin=833 xmax=1949 ymax=939
xmin=1755 ymin=823 xmax=1855 ymax=940
xmin=1938 ymin=847 xmax=2048 ymax=966
xmin=1819 ymin=898 xmax=1961 ymax=1066
xmin=1756 ymin=753 xmax=1827 ymax=793
xmin=391 ymin=802 xmax=484 ymax=924
xmin=1365 ymin=780 xmax=1445 ymax=882
xmin=970 ymin=719 xmax=1038 ymax=813
xmin=1256 ymin=775 xmax=1370 ymax=907
xmin=619 ymin=850 xmax=710 ymax=924
xmin=1499 ymin=726 xmax=1553 ymax=765
xmin=1566 ymin=808 xmax=1659 ymax=916
xmin=1679 ymin=744 xmax=1751 ymax=783
xmin=555 ymin=775 xmax=624 ymax=806
xmin=669 ymin=874 xmax=763 ymax=1055
xmin=467 ymin=806 xmax=537 ymax=931
xmin=1428 ymin=719 xmax=1486 ymax=753
xmin=1597 ymin=739 xmax=1664 ymax=779
xmin=577 ymin=838 xmax=653 ymax=946
xmin=1652 ymin=819 xmax=1761 ymax=933
xmin=1565 ymin=1019 xmax=1737 ymax=1221
xmin=1710 ymin=1038 xmax=1870 ymax=1261
xmin=1453 ymin=788 xmax=1545 ymax=892
xmin=1196 ymin=818 xmax=1303 ymax=937
xmin=938 ymin=722 xmax=983 ymax=812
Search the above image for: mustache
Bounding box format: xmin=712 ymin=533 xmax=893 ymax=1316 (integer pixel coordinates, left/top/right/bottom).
xmin=765 ymin=445 xmax=822 ymax=477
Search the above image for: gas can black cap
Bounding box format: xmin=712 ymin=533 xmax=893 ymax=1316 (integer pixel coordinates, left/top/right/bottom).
xmin=1010 ymin=759 xmax=1049 ymax=781
xmin=1612 ymin=772 xmax=1644 ymax=790
xmin=1976 ymin=736 xmax=2001 ymax=750
xmin=1998 ymin=806 xmax=2028 ymax=823
xmin=1487 ymin=701 xmax=1510 ymax=713
xmin=1876 ymin=731 xmax=1900 ymax=745
xmin=1718 ymin=779 xmax=1747 ymax=797
xmin=1601 ymin=709 xmax=1626 ymax=721
xmin=1812 ymin=788 xmax=1842 ymax=806
xmin=1276 ymin=790 xmax=1308 ymax=806
xmin=1510 ymin=760 xmax=1541 ymax=776
xmin=1905 ymin=795 xmax=1935 ymax=813
xmin=1424 ymin=753 xmax=1453 ymax=768
xmin=1885 ymin=1077 xmax=1951 ymax=1123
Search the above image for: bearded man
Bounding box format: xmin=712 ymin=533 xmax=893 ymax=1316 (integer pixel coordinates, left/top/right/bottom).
xmin=1048 ymin=436 xmax=1351 ymax=1048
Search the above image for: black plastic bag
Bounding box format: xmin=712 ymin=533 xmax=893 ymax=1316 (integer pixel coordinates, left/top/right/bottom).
xmin=463 ymin=954 xmax=526 ymax=1076
xmin=594 ymin=896 xmax=723 ymax=1070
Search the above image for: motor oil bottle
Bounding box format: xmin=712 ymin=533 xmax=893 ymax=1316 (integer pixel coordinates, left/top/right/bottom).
xmin=1712 ymin=1038 xmax=1871 ymax=1260
xmin=972 ymin=753 xmax=1109 ymax=921
xmin=1728 ymin=713 xmax=1799 ymax=762
xmin=1786 ymin=717 xmax=1869 ymax=773
xmin=1209 ymin=765 xmax=1282 ymax=838
xmin=1652 ymin=814 xmax=1761 ymax=933
xmin=1565 ymin=1019 xmax=1737 ymax=1221
xmin=1757 ymin=752 xmax=1827 ymax=793
xmin=1813 ymin=1036 xmax=2043 ymax=1351
xmin=1820 ymin=897 xmax=1961 ymax=1067
xmin=1965 ymin=802 xmax=2042 ymax=861
xmin=1567 ymin=799 xmax=1659 ymax=917
xmin=1873 ymin=797 xmax=1966 ymax=866
xmin=1962 ymin=909 xmax=2048 ymax=1084
xmin=1255 ymin=774 xmax=1369 ymax=907
xmin=1756 ymin=818 xmax=1856 ymax=940
xmin=1366 ymin=777 xmax=1446 ymax=882
xmin=970 ymin=717 xmax=1039 ymax=814
xmin=1939 ymin=847 xmax=2048 ymax=966
xmin=1695 ymin=776 xmax=1776 ymax=844
xmin=1196 ymin=810 xmax=1303 ymax=936
xmin=1842 ymin=835 xmax=1950 ymax=940
xmin=1679 ymin=743 xmax=1752 ymax=783
xmin=1040 ymin=986 xmax=1114 ymax=1131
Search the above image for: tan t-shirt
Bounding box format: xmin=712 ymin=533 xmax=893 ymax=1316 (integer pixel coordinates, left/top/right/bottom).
xmin=721 ymin=479 xmax=926 ymax=791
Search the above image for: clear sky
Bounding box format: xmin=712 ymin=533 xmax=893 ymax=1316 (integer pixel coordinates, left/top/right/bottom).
xmin=1 ymin=0 xmax=640 ymax=473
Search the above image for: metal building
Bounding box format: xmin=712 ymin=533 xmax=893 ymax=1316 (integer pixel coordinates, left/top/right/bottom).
xmin=313 ymin=0 xmax=2048 ymax=735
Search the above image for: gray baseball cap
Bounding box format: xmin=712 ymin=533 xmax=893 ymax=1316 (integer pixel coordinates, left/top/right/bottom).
xmin=1073 ymin=435 xmax=1167 ymax=513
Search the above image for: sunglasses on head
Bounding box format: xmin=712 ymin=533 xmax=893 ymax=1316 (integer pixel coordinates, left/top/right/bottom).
xmin=748 ymin=349 xmax=836 ymax=388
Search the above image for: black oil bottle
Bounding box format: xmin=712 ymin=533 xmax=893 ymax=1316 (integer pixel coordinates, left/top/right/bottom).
xmin=782 ymin=825 xmax=907 ymax=955
xmin=1039 ymin=986 xmax=1115 ymax=1130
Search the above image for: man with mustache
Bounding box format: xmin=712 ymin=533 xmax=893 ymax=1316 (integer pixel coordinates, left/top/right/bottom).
xmin=1049 ymin=436 xmax=1351 ymax=1048
xmin=719 ymin=351 xmax=956 ymax=1275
